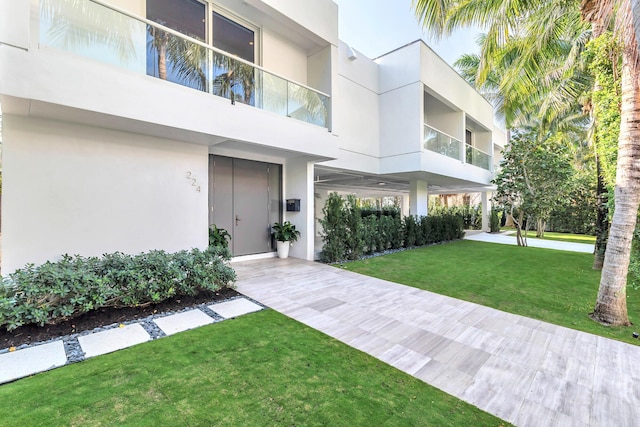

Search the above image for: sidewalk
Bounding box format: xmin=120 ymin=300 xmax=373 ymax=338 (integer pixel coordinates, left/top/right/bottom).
xmin=234 ymin=258 xmax=639 ymax=427
xmin=464 ymin=231 xmax=595 ymax=253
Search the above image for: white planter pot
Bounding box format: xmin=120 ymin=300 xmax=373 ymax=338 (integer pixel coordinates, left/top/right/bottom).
xmin=276 ymin=240 xmax=290 ymax=259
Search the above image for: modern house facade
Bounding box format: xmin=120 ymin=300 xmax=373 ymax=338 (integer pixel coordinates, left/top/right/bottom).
xmin=0 ymin=0 xmax=504 ymax=274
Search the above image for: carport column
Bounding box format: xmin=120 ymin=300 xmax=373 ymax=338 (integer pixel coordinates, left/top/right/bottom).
xmin=481 ymin=191 xmax=490 ymax=231
xmin=409 ymin=180 xmax=428 ymax=216
xmin=401 ymin=195 xmax=410 ymax=218
xmin=284 ymin=158 xmax=315 ymax=260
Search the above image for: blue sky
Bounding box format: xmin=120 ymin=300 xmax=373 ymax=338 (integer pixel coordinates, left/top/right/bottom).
xmin=332 ymin=0 xmax=481 ymax=66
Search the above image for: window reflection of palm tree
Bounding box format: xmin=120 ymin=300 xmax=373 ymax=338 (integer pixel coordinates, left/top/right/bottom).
xmin=148 ymin=21 xmax=208 ymax=92
xmin=211 ymin=55 xmax=255 ymax=105
xmin=41 ymin=0 xmax=138 ymax=62
xmin=41 ymin=0 xmax=328 ymax=127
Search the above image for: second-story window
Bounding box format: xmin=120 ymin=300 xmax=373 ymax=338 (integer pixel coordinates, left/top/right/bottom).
xmin=146 ymin=0 xmax=207 ymax=90
xmin=146 ymin=0 xmax=259 ymax=97
xmin=213 ymin=12 xmax=255 ymax=63
xmin=465 ymin=129 xmax=474 ymax=164
xmin=465 ymin=129 xmax=473 ymax=146
xmin=147 ymin=0 xmax=206 ymax=41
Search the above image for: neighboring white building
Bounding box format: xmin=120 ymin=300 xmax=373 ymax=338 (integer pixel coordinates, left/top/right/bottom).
xmin=0 ymin=0 xmax=504 ymax=274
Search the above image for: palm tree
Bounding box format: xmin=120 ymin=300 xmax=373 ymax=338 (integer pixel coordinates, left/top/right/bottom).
xmin=147 ymin=19 xmax=209 ymax=92
xmin=582 ymin=0 xmax=639 ymax=326
xmin=413 ymin=0 xmax=639 ymax=325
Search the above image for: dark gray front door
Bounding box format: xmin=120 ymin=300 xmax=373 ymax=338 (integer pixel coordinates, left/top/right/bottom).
xmin=209 ymin=155 xmax=281 ymax=256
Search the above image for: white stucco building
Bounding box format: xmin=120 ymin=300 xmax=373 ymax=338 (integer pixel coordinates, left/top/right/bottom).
xmin=0 ymin=0 xmax=504 ymax=274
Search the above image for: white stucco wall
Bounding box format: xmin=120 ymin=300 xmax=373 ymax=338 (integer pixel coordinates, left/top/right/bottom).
xmin=376 ymin=42 xmax=421 ymax=94
xmin=475 ymin=131 xmax=492 ymax=155
xmin=2 ymin=115 xmax=209 ymax=274
xmin=333 ymin=46 xmax=380 ymax=158
xmin=259 ymin=0 xmax=338 ymax=45
xmin=0 ymin=0 xmax=30 ymax=49
xmin=307 ymin=45 xmax=334 ymax=95
xmin=419 ymin=44 xmax=493 ymax=130
xmin=284 ymin=157 xmax=315 ymax=260
xmin=262 ymin=28 xmax=308 ymax=84
xmin=379 ymin=82 xmax=423 ymax=158
xmin=0 ymin=45 xmax=338 ymax=159
xmin=424 ymin=101 xmax=464 ymax=142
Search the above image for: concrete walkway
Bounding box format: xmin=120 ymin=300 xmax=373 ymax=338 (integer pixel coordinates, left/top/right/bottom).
xmin=464 ymin=231 xmax=595 ymax=253
xmin=234 ymin=257 xmax=640 ymax=427
xmin=0 ymin=297 xmax=264 ymax=384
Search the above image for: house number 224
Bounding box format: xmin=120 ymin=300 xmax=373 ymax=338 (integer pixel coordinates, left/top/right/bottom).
xmin=185 ymin=171 xmax=201 ymax=193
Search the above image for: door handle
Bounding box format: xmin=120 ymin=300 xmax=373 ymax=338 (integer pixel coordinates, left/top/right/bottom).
xmin=235 ymin=215 xmax=241 ymax=226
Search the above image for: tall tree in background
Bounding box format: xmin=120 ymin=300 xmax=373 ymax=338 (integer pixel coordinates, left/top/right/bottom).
xmin=413 ymin=0 xmax=639 ymax=325
xmin=493 ymin=127 xmax=574 ymax=245
xmin=582 ymin=0 xmax=639 ymax=325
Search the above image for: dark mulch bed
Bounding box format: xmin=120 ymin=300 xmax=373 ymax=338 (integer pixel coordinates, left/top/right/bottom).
xmin=0 ymin=287 xmax=241 ymax=350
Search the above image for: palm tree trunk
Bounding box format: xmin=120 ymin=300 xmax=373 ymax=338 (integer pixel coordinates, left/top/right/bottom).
xmin=593 ymin=156 xmax=609 ymax=269
xmin=158 ymin=39 xmax=167 ymax=81
xmin=591 ymin=40 xmax=640 ymax=326
xmin=591 ymin=20 xmax=609 ymax=271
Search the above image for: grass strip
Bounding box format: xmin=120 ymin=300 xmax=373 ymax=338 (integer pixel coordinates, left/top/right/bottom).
xmin=0 ymin=310 xmax=508 ymax=426
xmin=343 ymin=240 xmax=639 ymax=345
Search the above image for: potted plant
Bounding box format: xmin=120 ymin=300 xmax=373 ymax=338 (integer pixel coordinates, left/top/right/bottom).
xmin=272 ymin=221 xmax=301 ymax=259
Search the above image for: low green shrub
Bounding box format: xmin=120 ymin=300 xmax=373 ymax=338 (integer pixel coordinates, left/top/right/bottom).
xmin=209 ymin=224 xmax=231 ymax=248
xmin=345 ymin=195 xmax=364 ymax=260
xmin=362 ymin=215 xmax=378 ymax=255
xmin=320 ymin=192 xmax=348 ymax=263
xmin=320 ymin=194 xmax=464 ymax=263
xmin=385 ymin=215 xmax=403 ymax=250
xmin=404 ymin=216 xmax=418 ymax=247
xmin=360 ymin=207 xmax=401 ymax=220
xmin=430 ymin=205 xmax=482 ymax=230
xmin=0 ymin=247 xmax=236 ymax=331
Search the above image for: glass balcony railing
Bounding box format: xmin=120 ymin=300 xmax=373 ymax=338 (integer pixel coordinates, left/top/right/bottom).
xmin=39 ymin=0 xmax=330 ymax=128
xmin=465 ymin=144 xmax=491 ymax=170
xmin=423 ymin=125 xmax=462 ymax=160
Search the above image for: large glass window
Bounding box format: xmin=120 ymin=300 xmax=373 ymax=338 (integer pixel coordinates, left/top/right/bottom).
xmin=210 ymin=12 xmax=257 ymax=105
xmin=145 ymin=1 xmax=257 ymax=96
xmin=146 ymin=0 xmax=207 ymax=91
xmin=147 ymin=0 xmax=206 ymax=41
xmin=213 ymin=12 xmax=255 ymax=63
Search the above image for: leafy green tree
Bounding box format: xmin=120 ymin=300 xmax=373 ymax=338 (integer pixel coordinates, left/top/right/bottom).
xmin=493 ymin=129 xmax=574 ymax=245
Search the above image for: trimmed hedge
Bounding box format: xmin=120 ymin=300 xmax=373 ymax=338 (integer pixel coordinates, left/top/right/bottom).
xmin=429 ymin=205 xmax=482 ymax=230
xmin=0 ymin=246 xmax=236 ymax=331
xmin=360 ymin=207 xmax=401 ymax=220
xmin=320 ymin=193 xmax=464 ymax=263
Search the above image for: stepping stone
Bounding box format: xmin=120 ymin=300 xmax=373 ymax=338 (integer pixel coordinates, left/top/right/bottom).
xmin=0 ymin=341 xmax=67 ymax=384
xmin=153 ymin=309 xmax=215 ymax=336
xmin=78 ymin=323 xmax=150 ymax=358
xmin=209 ymin=298 xmax=262 ymax=319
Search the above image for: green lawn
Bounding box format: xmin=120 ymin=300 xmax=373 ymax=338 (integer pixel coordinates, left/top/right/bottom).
xmin=343 ymin=240 xmax=639 ymax=345
xmin=503 ymin=229 xmax=597 ymax=245
xmin=0 ymin=310 xmax=508 ymax=426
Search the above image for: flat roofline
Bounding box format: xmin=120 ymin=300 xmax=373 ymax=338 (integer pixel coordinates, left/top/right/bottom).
xmin=370 ymin=39 xmax=494 ymax=109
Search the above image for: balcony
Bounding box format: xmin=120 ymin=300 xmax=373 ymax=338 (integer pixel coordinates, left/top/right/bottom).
xmin=465 ymin=144 xmax=491 ymax=171
xmin=423 ymin=125 xmax=462 ymax=160
xmin=39 ymin=0 xmax=330 ymax=128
